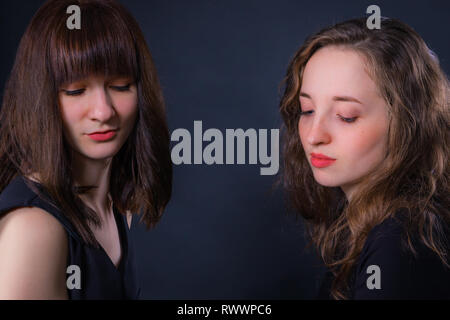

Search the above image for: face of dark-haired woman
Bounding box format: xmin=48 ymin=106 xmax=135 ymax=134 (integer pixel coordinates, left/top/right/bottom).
xmin=298 ymin=46 xmax=389 ymax=200
xmin=58 ymin=75 xmax=138 ymax=162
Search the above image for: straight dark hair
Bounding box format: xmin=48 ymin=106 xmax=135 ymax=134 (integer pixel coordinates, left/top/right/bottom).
xmin=0 ymin=0 xmax=172 ymax=247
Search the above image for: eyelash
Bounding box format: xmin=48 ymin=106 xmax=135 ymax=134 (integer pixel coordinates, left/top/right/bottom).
xmin=64 ymin=89 xmax=85 ymax=96
xmin=299 ymin=110 xmax=358 ymax=123
xmin=338 ymin=115 xmax=358 ymax=123
xmin=63 ymin=84 xmax=131 ymax=96
xmin=299 ymin=110 xmax=313 ymax=116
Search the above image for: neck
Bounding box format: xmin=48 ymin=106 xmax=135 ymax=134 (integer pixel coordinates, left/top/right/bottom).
xmin=72 ymin=151 xmax=113 ymax=218
xmin=340 ymin=184 xmax=356 ymax=202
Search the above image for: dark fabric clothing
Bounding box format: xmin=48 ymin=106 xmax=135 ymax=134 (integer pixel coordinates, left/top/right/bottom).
xmin=0 ymin=174 xmax=141 ymax=299
xmin=317 ymin=213 xmax=450 ymax=299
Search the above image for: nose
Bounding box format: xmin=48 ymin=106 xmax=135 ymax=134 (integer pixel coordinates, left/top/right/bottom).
xmin=305 ymin=115 xmax=332 ymax=146
xmin=88 ymin=87 xmax=116 ymax=122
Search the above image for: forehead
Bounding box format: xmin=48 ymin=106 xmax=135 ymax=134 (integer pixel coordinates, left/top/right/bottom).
xmin=301 ymin=46 xmax=379 ymax=100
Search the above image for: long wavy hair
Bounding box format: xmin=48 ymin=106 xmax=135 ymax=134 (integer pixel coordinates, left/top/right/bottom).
xmin=279 ymin=17 xmax=449 ymax=299
xmin=0 ymin=0 xmax=172 ymax=248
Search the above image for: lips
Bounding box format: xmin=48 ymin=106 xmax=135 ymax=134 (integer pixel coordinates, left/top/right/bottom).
xmin=87 ymin=129 xmax=118 ymax=141
xmin=88 ymin=129 xmax=118 ymax=135
xmin=310 ymin=153 xmax=336 ymax=168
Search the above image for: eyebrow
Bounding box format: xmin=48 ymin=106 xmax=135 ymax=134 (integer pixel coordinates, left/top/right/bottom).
xmin=299 ymin=92 xmax=363 ymax=105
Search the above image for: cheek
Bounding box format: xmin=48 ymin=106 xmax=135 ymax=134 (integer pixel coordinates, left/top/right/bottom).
xmin=298 ymin=118 xmax=308 ymax=147
xmin=345 ymin=123 xmax=388 ymax=164
xmin=58 ymin=99 xmax=83 ymax=132
xmin=114 ymin=94 xmax=138 ymax=120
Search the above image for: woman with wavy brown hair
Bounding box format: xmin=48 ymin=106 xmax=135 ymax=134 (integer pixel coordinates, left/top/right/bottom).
xmin=0 ymin=0 xmax=172 ymax=299
xmin=280 ymin=17 xmax=449 ymax=299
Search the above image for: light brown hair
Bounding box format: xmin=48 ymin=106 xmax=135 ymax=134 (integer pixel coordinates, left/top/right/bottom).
xmin=279 ymin=17 xmax=449 ymax=299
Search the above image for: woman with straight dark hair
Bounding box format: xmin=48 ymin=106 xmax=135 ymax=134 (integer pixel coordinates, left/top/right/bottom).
xmin=0 ymin=0 xmax=172 ymax=299
xmin=279 ymin=17 xmax=449 ymax=299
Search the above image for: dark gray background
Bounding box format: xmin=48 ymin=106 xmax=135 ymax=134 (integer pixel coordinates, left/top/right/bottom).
xmin=1 ymin=0 xmax=449 ymax=299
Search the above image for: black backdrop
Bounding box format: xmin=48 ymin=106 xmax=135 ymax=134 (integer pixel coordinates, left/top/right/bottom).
xmin=0 ymin=0 xmax=448 ymax=299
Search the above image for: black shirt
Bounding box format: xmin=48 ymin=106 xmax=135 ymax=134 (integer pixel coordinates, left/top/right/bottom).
xmin=0 ymin=174 xmax=141 ymax=299
xmin=317 ymin=214 xmax=450 ymax=299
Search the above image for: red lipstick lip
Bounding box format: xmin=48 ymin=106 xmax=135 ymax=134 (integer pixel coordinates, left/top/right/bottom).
xmin=87 ymin=130 xmax=117 ymax=142
xmin=310 ymin=153 xmax=335 ymax=160
xmin=87 ymin=129 xmax=118 ymax=135
xmin=310 ymin=153 xmax=336 ymax=168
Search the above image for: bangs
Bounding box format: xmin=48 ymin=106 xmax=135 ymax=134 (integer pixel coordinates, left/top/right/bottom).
xmin=49 ymin=4 xmax=139 ymax=87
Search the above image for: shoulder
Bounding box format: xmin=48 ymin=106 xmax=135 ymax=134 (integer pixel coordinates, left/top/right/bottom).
xmin=352 ymin=215 xmax=450 ymax=299
xmin=0 ymin=207 xmax=68 ymax=299
xmin=0 ymin=206 xmax=68 ymax=238
xmin=360 ymin=216 xmax=406 ymax=258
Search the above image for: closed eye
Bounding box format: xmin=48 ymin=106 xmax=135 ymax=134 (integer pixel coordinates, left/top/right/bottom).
xmin=300 ymin=110 xmax=314 ymax=116
xmin=338 ymin=115 xmax=357 ymax=123
xmin=63 ymin=89 xmax=85 ymax=96
xmin=110 ymin=84 xmax=131 ymax=92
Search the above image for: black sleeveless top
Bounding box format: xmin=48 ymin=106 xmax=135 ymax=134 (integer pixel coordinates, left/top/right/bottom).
xmin=0 ymin=174 xmax=141 ymax=299
xmin=317 ymin=213 xmax=450 ymax=299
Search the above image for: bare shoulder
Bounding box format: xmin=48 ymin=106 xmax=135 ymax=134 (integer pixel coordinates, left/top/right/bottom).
xmin=0 ymin=207 xmax=68 ymax=299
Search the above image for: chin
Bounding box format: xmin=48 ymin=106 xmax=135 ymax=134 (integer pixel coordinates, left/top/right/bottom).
xmin=79 ymin=147 xmax=119 ymax=160
xmin=312 ymin=171 xmax=343 ymax=188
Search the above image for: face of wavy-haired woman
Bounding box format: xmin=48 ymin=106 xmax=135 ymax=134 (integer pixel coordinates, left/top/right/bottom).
xmin=298 ymin=46 xmax=389 ymax=199
xmin=58 ymin=75 xmax=138 ymax=162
